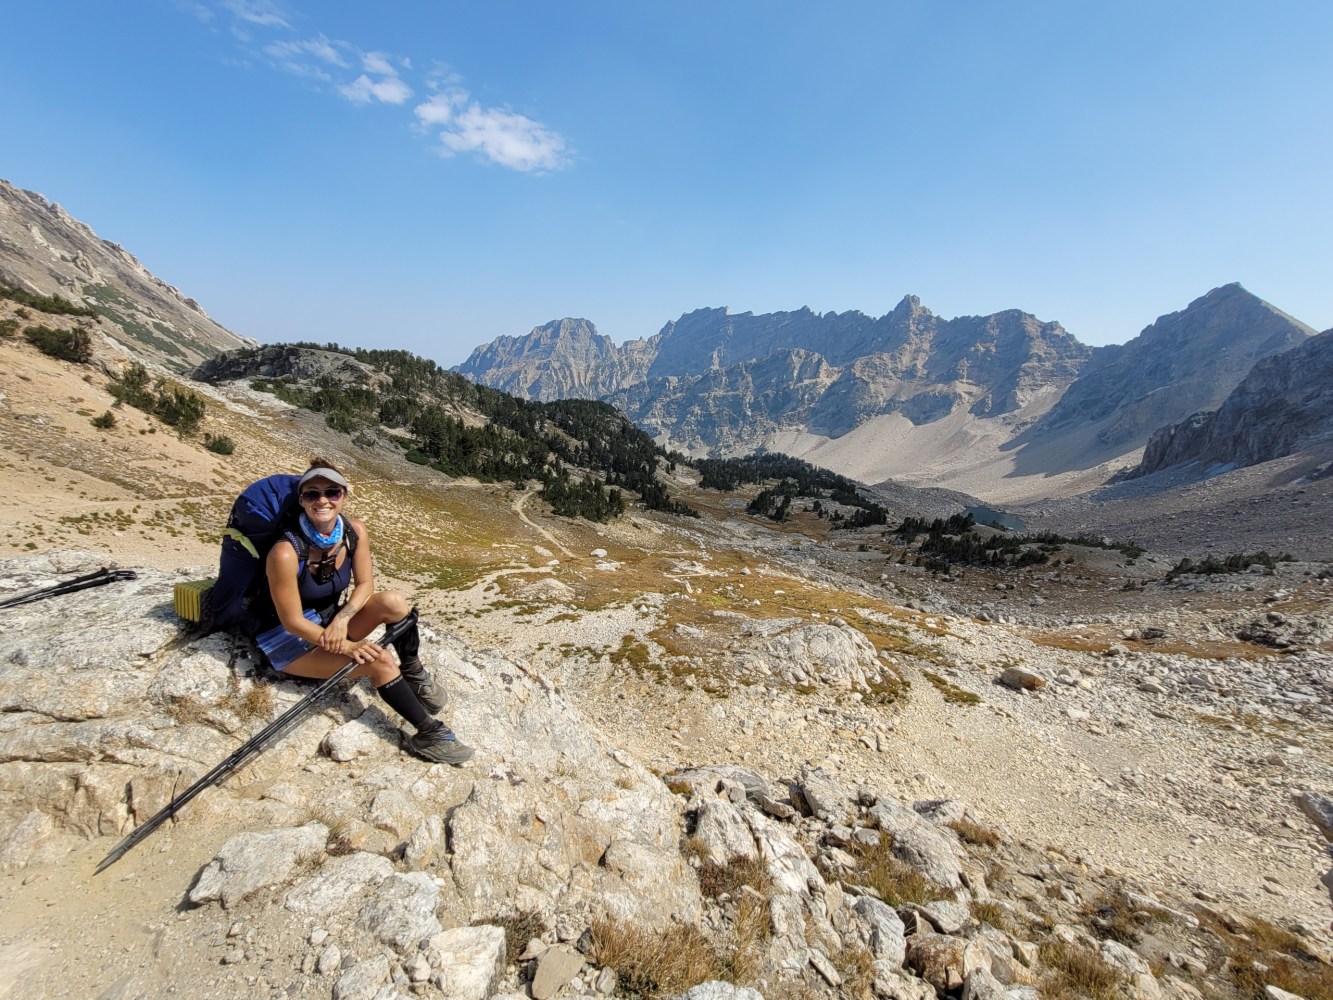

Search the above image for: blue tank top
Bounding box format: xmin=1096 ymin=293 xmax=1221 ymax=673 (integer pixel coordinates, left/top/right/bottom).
xmin=283 ymin=529 xmax=354 ymax=611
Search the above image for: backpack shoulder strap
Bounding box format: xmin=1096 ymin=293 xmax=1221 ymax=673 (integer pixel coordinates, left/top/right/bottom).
xmin=281 ymin=530 xmax=309 ymax=562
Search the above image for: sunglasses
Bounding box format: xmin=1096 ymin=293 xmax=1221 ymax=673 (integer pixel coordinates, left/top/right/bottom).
xmin=299 ymin=487 xmax=345 ymax=502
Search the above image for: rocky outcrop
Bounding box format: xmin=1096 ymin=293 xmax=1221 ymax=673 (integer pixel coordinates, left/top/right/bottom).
xmin=0 ymin=178 xmax=251 ymax=369
xmin=1132 ymin=327 xmax=1333 ymax=477
xmin=1036 ymin=283 xmax=1315 ymax=448
xmin=1 ymin=552 xmax=1330 ymax=999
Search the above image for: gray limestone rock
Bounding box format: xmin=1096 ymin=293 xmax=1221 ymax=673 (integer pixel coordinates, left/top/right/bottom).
xmin=851 ymin=895 xmax=907 ymax=966
xmin=403 ymin=814 xmax=447 ymax=869
xmin=963 ymin=968 xmax=1009 ymax=1000
xmin=333 ymin=955 xmax=390 ymax=1000
xmin=1296 ymin=791 xmax=1333 ymax=841
xmin=424 ymin=925 xmax=506 ymax=1000
xmin=323 ymin=718 xmax=390 ymax=762
xmin=189 ymin=822 xmax=328 ymax=908
xmin=670 ymin=983 xmax=766 ymax=1000
xmin=871 ymin=965 xmax=937 ymax=1000
xmin=530 ymin=944 xmax=584 ymax=1000
xmin=867 ymin=801 xmax=963 ymax=890
xmin=368 ymin=788 xmax=424 ymax=840
xmin=357 ymin=872 xmax=442 ymax=949
xmin=284 ymin=851 xmax=395 ymax=917
xmin=0 ymin=809 xmax=57 ymax=871
xmin=692 ymin=797 xmax=758 ymax=864
xmin=795 ymin=764 xmax=850 ymax=822
xmin=666 ymin=765 xmax=770 ymax=802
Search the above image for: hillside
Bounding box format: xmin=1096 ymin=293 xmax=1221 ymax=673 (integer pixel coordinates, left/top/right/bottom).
xmin=1132 ymin=326 xmax=1333 ymax=478
xmin=0 ymin=178 xmax=250 ymax=369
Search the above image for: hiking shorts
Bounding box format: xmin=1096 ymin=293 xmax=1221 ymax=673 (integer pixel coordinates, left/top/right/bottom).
xmin=255 ymin=607 xmax=327 ymax=671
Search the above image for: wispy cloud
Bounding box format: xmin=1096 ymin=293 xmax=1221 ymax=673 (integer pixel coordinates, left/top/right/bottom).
xmin=434 ymin=104 xmax=569 ymax=172
xmin=340 ymin=73 xmax=413 ymax=105
xmin=265 ymin=35 xmax=347 ymax=67
xmin=198 ymin=1 xmax=571 ymax=172
xmin=223 ymin=0 xmax=289 ymax=28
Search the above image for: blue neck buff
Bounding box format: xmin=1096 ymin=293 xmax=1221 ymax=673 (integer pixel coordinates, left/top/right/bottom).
xmin=299 ymin=513 xmax=344 ymax=551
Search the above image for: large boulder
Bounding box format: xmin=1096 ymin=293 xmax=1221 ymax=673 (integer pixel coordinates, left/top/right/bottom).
xmin=189 ymin=822 xmax=328 ymax=908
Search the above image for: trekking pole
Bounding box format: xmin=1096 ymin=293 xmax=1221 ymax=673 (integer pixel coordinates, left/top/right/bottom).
xmin=94 ymin=611 xmax=418 ymax=875
xmin=0 ymin=568 xmax=138 ymax=611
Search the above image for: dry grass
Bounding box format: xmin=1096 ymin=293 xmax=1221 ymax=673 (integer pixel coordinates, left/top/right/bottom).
xmin=830 ymin=942 xmax=877 ymax=999
xmin=1198 ymin=912 xmax=1333 ymax=1000
xmin=972 ymin=900 xmax=1025 ymax=937
xmin=227 ymin=681 xmax=274 ymax=721
xmin=688 ymin=850 xmax=769 ymax=901
xmin=480 ymin=909 xmax=546 ymax=966
xmin=591 ymin=918 xmax=728 ymax=1000
xmin=1082 ymin=889 xmax=1161 ymax=946
xmin=729 ymin=887 xmax=772 ymax=986
xmin=949 ymin=819 xmax=1000 ymax=847
xmin=1038 ymin=938 xmax=1127 ymax=1000
xmin=849 ymin=833 xmax=950 ymax=905
xmin=922 ymin=670 xmax=983 ymax=705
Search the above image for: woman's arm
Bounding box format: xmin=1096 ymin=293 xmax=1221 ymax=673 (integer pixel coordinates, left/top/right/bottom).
xmin=319 ymin=516 xmax=375 ymax=650
xmin=266 ymin=541 xmax=326 ymax=643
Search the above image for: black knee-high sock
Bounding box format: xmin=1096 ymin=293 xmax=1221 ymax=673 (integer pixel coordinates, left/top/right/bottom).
xmin=389 ymin=609 xmax=420 ymax=663
xmin=377 ymin=676 xmax=441 ymax=734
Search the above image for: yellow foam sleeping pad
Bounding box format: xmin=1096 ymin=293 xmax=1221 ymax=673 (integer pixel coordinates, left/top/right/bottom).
xmin=173 ymin=578 xmax=216 ymax=623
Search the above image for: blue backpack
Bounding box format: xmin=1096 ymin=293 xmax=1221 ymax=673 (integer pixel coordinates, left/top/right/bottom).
xmin=211 ymin=475 xmax=304 ymax=636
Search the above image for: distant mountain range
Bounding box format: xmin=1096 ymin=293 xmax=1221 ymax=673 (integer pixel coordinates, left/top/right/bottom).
xmin=4 ymin=175 xmax=1328 ymax=504
xmin=0 ymin=178 xmax=249 ymax=369
xmin=456 ymin=285 xmax=1320 ymax=502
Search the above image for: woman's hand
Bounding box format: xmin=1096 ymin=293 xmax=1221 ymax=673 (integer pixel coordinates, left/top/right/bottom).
xmin=319 ymin=616 xmax=351 ymax=652
xmin=346 ymin=639 xmax=383 ymax=666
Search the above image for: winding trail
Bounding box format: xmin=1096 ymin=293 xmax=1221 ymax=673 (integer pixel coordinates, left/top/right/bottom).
xmin=512 ymin=486 xmax=574 ymax=558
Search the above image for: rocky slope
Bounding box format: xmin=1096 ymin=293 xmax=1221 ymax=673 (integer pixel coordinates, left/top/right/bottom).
xmin=0 ymin=177 xmax=250 ymax=369
xmin=1034 ymin=283 xmax=1315 ymax=450
xmin=1132 ymin=327 xmax=1333 ymax=478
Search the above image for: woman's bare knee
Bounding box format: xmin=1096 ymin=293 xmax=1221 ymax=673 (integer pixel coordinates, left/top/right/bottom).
xmin=366 ymin=651 xmax=399 ymax=686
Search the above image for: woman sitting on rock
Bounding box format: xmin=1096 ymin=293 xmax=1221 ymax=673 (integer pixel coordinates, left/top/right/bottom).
xmin=258 ymin=457 xmax=473 ymax=765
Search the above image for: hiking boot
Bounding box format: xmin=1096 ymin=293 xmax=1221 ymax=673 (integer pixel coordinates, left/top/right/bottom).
xmin=407 ymin=725 xmax=474 ymax=766
xmin=398 ymin=656 xmax=448 ymax=714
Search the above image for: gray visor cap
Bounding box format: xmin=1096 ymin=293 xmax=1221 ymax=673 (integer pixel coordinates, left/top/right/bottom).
xmin=298 ymin=467 xmax=351 ymax=492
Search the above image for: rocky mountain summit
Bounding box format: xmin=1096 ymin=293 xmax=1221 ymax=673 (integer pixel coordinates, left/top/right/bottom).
xmin=1034 ymin=284 xmax=1315 ymax=451
xmin=456 ymin=286 xmax=1319 ymax=504
xmin=0 ymin=177 xmax=250 ymax=369
xmin=1132 ymin=327 xmax=1333 ymax=479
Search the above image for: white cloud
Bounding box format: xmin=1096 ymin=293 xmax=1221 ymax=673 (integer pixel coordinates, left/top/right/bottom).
xmin=339 ymin=73 xmax=413 ymax=105
xmin=362 ymin=51 xmax=395 ymax=76
xmin=414 ymin=90 xmax=465 ymax=126
xmin=437 ymin=104 xmax=569 ymax=172
xmin=223 ymin=0 xmax=288 ymax=27
xmin=264 ymin=35 xmax=348 ymax=68
xmin=195 ymin=3 xmax=571 ymax=172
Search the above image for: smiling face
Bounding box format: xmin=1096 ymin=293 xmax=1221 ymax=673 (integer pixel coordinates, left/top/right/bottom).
xmin=298 ymin=476 xmax=345 ymax=529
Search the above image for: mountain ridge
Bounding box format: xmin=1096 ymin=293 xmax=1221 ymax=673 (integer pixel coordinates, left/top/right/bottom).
xmin=455 ymin=284 xmax=1317 ymax=502
xmin=0 ymin=178 xmax=251 ymax=370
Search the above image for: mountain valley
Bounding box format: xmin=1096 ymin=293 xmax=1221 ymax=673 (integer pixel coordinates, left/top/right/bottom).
xmin=0 ymin=180 xmax=1331 ymax=1000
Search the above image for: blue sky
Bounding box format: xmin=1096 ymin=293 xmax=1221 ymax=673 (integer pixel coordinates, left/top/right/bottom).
xmin=4 ymin=2 xmax=1331 ymax=365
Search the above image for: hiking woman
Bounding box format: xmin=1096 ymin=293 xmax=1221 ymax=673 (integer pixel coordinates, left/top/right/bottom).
xmin=259 ymin=458 xmax=473 ymax=765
